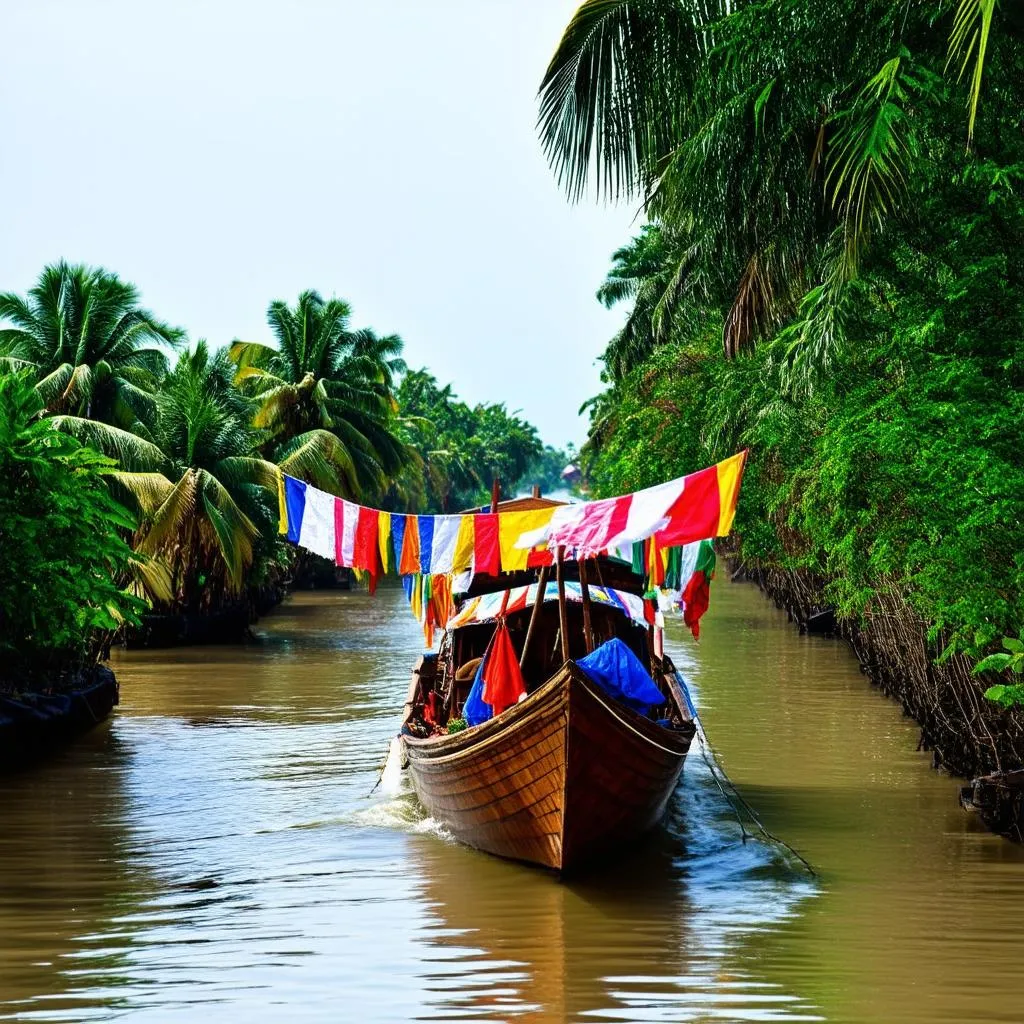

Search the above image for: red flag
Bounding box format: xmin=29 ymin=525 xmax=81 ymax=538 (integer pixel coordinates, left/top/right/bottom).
xmin=682 ymin=570 xmax=711 ymax=638
xmin=657 ymin=465 xmax=721 ymax=547
xmin=474 ymin=513 xmax=501 ymax=575
xmin=481 ymin=621 xmax=527 ymax=715
xmin=353 ymin=506 xmax=381 ymax=579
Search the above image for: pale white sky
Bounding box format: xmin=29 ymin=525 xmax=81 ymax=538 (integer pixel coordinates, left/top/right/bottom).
xmin=0 ymin=1 xmax=637 ymax=446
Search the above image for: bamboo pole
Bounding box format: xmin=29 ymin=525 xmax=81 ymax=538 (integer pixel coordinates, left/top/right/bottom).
xmin=579 ymin=557 xmax=595 ymax=654
xmin=490 ymin=477 xmax=500 ymax=513
xmin=556 ymin=545 xmax=570 ymax=663
xmin=519 ymin=563 xmax=550 ymax=669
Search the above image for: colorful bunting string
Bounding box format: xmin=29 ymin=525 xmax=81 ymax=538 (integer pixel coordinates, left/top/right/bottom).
xmin=276 ymin=451 xmax=745 ymax=643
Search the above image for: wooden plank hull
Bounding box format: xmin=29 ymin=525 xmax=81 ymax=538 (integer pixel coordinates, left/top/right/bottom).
xmin=403 ymin=663 xmax=694 ymax=872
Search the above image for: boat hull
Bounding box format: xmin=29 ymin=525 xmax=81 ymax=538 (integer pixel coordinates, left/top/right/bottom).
xmin=403 ymin=662 xmax=694 ymax=871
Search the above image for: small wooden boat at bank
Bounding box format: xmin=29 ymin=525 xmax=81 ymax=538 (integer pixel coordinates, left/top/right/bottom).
xmin=0 ymin=667 xmax=119 ymax=770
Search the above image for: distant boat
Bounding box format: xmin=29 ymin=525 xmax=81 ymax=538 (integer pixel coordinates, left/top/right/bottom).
xmin=400 ymin=496 xmax=696 ymax=873
xmin=560 ymin=463 xmax=582 ymax=486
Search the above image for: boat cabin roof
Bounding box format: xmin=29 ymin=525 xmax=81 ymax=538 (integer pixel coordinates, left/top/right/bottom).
xmin=447 ymin=581 xmax=649 ymax=633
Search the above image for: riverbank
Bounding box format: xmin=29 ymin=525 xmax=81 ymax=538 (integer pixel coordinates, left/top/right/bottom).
xmin=731 ymin=553 xmax=1024 ymax=787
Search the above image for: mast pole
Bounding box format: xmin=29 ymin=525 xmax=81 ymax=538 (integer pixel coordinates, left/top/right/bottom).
xmin=555 ymin=545 xmax=570 ymax=663
xmin=578 ymin=557 xmax=595 ymax=654
xmin=518 ymin=563 xmax=550 ymax=670
xmin=490 ymin=476 xmax=500 ymax=514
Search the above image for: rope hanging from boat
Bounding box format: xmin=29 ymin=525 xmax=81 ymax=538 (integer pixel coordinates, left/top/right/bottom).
xmin=688 ymin=707 xmax=817 ymax=877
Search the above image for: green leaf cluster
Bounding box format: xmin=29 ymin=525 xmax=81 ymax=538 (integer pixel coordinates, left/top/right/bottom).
xmin=393 ymin=370 xmax=544 ymax=511
xmin=561 ymin=1 xmax=1024 ymax=672
xmin=977 ymin=637 xmax=1024 ymax=708
xmin=0 ymin=372 xmax=144 ymax=684
xmin=580 ymin=141 xmax=1024 ymax=659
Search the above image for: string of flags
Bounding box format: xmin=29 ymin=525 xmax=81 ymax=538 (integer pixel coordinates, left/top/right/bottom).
xmin=276 ymin=451 xmax=746 ymax=644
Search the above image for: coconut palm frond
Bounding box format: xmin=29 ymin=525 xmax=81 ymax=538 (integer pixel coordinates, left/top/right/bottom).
xmin=214 ymin=455 xmax=281 ymax=492
xmin=252 ymin=383 xmax=301 ymax=430
xmin=62 ymin=362 xmax=94 ymax=409
xmin=538 ymin=0 xmax=700 ymax=201
xmin=198 ymin=470 xmax=258 ymax=590
xmin=107 ymin=471 xmax=175 ymax=515
xmin=50 ymin=416 xmax=169 ymax=472
xmin=228 ymin=340 xmax=277 ymax=375
xmin=947 ymin=0 xmax=997 ymax=143
xmin=277 ymin=428 xmax=360 ymax=496
xmin=826 ymin=55 xmax=923 ymax=270
xmin=125 ymin=552 xmax=175 ymax=605
xmin=35 ymin=363 xmax=76 ymax=409
xmin=139 ymin=470 xmax=200 ymax=554
xmin=234 ymin=365 xmax=277 ymax=385
xmin=723 ymin=252 xmax=777 ymax=359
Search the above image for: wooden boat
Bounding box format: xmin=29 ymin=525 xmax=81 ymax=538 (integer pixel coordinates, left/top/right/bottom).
xmin=960 ymin=768 xmax=1024 ymax=841
xmin=401 ymin=498 xmax=696 ymax=872
xmin=0 ymin=667 xmax=119 ymax=770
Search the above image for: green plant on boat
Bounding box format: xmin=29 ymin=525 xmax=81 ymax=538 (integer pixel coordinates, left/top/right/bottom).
xmin=976 ymin=637 xmax=1024 ymax=709
xmin=446 ymin=717 xmax=467 ymax=734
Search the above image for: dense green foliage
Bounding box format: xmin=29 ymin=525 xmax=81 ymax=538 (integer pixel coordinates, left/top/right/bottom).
xmin=546 ymin=1 xmax=1024 ymax=665
xmin=0 ymin=261 xmax=182 ymax=431
xmin=0 ymin=372 xmax=142 ymax=683
xmin=58 ymin=342 xmax=283 ymax=614
xmin=394 ymin=369 xmax=544 ymax=511
xmin=0 ymin=263 xmax=553 ymax=658
xmin=977 ymin=637 xmax=1024 ymax=708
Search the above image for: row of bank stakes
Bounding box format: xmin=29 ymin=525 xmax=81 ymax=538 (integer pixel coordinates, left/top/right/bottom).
xmin=277 ymin=451 xmax=747 ymax=647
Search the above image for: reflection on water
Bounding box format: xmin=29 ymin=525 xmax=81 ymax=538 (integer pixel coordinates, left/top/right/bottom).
xmin=1 ymin=583 xmax=1023 ymax=1022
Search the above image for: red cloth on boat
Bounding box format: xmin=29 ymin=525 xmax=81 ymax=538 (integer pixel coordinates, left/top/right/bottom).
xmin=682 ymin=569 xmax=711 ymax=638
xmin=481 ymin=621 xmax=527 ymax=716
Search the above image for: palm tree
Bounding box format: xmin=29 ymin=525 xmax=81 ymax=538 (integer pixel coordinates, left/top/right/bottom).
xmin=0 ymin=261 xmax=183 ymax=431
xmin=228 ymin=290 xmax=409 ymax=498
xmin=53 ymin=342 xmax=280 ymax=614
xmin=538 ymin=0 xmax=1005 ymax=367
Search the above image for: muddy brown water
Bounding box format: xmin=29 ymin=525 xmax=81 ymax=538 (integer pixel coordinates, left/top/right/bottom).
xmin=2 ymin=581 xmax=1024 ymax=1023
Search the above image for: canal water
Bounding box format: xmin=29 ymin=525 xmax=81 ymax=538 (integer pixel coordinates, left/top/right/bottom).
xmin=2 ymin=581 xmax=1024 ymax=1023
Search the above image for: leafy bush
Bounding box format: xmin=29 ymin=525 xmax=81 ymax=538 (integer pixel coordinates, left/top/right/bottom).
xmin=977 ymin=638 xmax=1024 ymax=709
xmin=0 ymin=371 xmax=143 ymax=684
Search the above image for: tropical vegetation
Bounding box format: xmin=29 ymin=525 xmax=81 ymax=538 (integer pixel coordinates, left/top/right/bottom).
xmin=0 ymin=264 xmax=556 ymax=675
xmin=0 ymin=260 xmax=182 ymax=432
xmin=541 ymin=1 xmax=1024 ymax=754
xmin=393 ymin=369 xmax=545 ymax=511
xmin=0 ymin=371 xmax=143 ymax=686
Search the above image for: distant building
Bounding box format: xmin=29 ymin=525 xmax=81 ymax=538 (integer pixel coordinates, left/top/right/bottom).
xmin=560 ymin=463 xmax=582 ymax=486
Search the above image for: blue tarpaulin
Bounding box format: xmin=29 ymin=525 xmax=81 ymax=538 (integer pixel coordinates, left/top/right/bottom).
xmin=463 ymin=657 xmax=492 ymax=726
xmin=577 ymin=638 xmax=666 ymax=714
